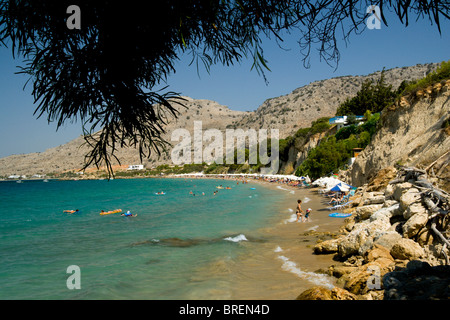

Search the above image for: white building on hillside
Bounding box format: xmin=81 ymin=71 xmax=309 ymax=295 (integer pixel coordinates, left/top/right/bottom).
xmin=127 ymin=164 xmax=144 ymax=170
xmin=329 ymin=115 xmax=364 ymax=130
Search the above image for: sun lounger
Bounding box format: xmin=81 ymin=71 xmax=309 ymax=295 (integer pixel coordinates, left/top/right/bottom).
xmin=327 ymin=200 xmax=353 ymax=210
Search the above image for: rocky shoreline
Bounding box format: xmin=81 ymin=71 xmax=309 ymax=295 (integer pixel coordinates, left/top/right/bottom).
xmin=297 ymin=166 xmax=450 ymax=300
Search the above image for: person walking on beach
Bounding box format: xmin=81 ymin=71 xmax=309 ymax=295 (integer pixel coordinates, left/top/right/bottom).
xmin=295 ymin=199 xmax=304 ymax=222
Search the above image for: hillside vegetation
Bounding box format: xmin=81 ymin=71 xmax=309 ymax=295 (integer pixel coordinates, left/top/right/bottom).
xmin=0 ymin=63 xmax=441 ymax=178
xmin=349 ymin=61 xmax=450 ymax=191
xmin=294 ymin=60 xmax=450 ymax=181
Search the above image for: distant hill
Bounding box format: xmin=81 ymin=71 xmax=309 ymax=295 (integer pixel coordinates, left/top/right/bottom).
xmin=233 ymin=63 xmax=438 ymax=138
xmin=0 ymin=62 xmax=439 ymax=177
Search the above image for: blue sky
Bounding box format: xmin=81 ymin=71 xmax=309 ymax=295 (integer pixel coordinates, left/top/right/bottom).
xmin=0 ymin=11 xmax=449 ymax=158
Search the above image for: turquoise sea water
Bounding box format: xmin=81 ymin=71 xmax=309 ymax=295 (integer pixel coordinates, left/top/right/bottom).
xmin=0 ymin=178 xmax=290 ymax=299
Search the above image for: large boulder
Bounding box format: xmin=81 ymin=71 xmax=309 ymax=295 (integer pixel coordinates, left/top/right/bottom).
xmin=343 ymin=259 xmax=393 ymax=295
xmin=358 ymin=230 xmax=402 ymax=256
xmin=392 ymin=182 xmax=414 ymax=201
xmin=399 ymin=189 xmax=421 ymax=211
xmin=390 ymin=238 xmax=425 ymax=260
xmin=402 ymin=213 xmax=429 ymax=239
xmin=404 ymin=202 xmax=427 ymax=220
xmin=338 ymin=221 xmax=370 ymax=258
xmin=355 ymin=204 xmax=383 ymax=220
xmin=416 ymin=227 xmax=434 ymax=246
xmin=330 ymin=265 xmax=358 ymax=278
xmin=384 ymin=184 xmax=394 ymax=199
xmin=314 ymin=238 xmax=341 ymax=254
xmin=338 ymin=215 xmax=392 ymax=258
xmin=372 ymin=231 xmax=403 ymax=251
xmin=340 ymin=216 xmax=356 ymax=232
xmin=370 ymin=203 xmax=402 ymax=221
xmin=363 ymin=195 xmax=386 ymax=205
xmin=365 ymin=244 xmax=394 ymax=263
xmin=296 ymin=286 xmax=357 ymax=300
xmin=366 ymin=167 xmax=397 ymax=192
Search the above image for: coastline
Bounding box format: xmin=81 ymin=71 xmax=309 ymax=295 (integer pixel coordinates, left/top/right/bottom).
xmin=162 ymin=173 xmax=346 ymax=299
xmin=141 ymin=171 xmax=450 ymax=300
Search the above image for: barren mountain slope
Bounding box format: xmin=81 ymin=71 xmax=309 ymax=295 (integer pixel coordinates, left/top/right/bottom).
xmin=0 ymin=63 xmax=440 ymax=177
xmin=234 ymin=63 xmax=438 ymax=138
xmin=0 ymin=97 xmax=245 ymax=176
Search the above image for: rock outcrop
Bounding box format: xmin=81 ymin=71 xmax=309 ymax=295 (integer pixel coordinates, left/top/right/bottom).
xmin=348 ymin=81 xmax=450 ymax=191
xmin=279 ymin=130 xmax=330 ymax=175
xmin=300 ymin=167 xmax=449 ymax=300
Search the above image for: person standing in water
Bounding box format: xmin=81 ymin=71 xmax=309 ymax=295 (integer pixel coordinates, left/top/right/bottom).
xmin=304 ymin=208 xmax=312 ymax=222
xmin=295 ymin=200 xmax=304 ymax=222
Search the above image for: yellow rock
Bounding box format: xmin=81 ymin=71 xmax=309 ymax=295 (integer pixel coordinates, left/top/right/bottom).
xmin=296 ymin=286 xmax=357 ymax=300
xmin=433 ymin=83 xmax=442 ymax=92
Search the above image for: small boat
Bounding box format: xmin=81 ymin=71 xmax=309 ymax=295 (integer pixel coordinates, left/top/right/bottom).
xmin=100 ymin=209 xmax=122 ymax=215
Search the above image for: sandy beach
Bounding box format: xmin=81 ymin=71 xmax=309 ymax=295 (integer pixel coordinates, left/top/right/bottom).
xmin=167 ymin=174 xmax=346 ymax=299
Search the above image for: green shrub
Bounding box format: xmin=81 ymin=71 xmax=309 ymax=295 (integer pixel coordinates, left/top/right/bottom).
xmin=401 ymin=60 xmax=450 ymax=95
xmin=336 ymin=70 xmax=396 ymax=116
xmin=295 ymin=113 xmax=380 ymax=179
xmin=335 ymin=125 xmax=358 ymax=140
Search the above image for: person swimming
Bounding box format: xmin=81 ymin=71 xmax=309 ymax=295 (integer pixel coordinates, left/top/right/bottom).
xmin=64 ymin=209 xmax=79 ymax=214
xmin=121 ymin=210 xmax=133 ymax=217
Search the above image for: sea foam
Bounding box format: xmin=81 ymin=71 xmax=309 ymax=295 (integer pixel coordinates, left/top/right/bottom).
xmin=306 ymin=225 xmax=319 ymax=231
xmin=277 ymin=255 xmax=334 ymax=289
xmin=224 ymin=234 xmax=248 ymax=242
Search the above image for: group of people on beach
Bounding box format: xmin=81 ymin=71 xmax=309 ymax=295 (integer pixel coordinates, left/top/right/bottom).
xmin=295 ymin=199 xmax=312 ymax=223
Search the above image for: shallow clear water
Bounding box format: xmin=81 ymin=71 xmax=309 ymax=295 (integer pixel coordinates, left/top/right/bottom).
xmin=0 ymin=178 xmax=293 ymax=299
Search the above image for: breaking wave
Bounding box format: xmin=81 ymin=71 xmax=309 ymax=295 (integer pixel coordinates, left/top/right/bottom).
xmin=223 ymin=234 xmax=248 ymax=242
xmin=277 ymin=255 xmax=334 ymax=289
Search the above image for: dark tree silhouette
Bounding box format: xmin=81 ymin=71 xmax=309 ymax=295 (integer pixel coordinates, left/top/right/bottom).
xmin=0 ymin=1 xmax=449 ymax=176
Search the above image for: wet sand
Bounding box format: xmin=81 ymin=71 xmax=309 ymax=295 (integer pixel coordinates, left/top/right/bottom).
xmin=185 ymin=178 xmax=345 ymax=300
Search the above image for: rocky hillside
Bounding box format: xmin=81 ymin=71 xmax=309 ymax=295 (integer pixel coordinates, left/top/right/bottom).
xmin=233 ymin=63 xmax=438 ymax=138
xmin=348 ymin=80 xmax=450 ymax=191
xmin=0 ymin=62 xmax=440 ymax=177
xmin=0 ymin=97 xmax=246 ymax=176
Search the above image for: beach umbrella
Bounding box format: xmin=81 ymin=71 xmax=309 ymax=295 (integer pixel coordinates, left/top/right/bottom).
xmin=330 ymin=183 xmax=350 ymax=192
